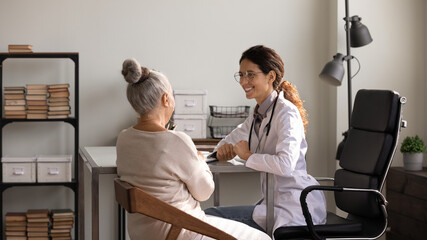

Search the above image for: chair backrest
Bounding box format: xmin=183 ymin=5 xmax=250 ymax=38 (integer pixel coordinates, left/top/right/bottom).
xmin=114 ymin=178 xmax=237 ymax=240
xmin=335 ymin=89 xmax=404 ymax=218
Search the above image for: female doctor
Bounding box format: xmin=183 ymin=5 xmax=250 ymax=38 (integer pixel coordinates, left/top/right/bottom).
xmin=204 ymin=45 xmax=327 ymax=233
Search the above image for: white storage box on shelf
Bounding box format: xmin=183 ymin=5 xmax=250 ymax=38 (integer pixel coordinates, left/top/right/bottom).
xmin=174 ymin=114 xmax=207 ymax=139
xmin=36 ymin=155 xmax=72 ymax=182
xmin=173 ymin=89 xmax=208 ymax=115
xmin=1 ymin=156 xmax=36 ymax=183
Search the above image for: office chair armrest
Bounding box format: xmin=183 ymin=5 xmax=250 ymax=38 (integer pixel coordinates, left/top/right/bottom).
xmin=299 ymin=185 xmax=388 ymax=240
xmin=314 ymin=177 xmax=334 ymax=182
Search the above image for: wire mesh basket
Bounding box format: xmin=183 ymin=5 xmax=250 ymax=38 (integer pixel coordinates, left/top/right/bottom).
xmin=209 ymin=106 xmax=250 ymax=118
xmin=209 ymin=126 xmax=236 ymax=139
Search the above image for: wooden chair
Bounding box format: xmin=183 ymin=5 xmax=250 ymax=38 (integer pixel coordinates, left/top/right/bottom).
xmin=114 ymin=178 xmax=237 ymax=240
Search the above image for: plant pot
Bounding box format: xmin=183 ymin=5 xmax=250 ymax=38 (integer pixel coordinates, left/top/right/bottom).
xmin=403 ymin=152 xmax=424 ymax=171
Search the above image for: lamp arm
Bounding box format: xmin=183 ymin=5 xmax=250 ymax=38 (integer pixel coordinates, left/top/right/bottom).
xmin=345 ymin=0 xmax=352 ymax=127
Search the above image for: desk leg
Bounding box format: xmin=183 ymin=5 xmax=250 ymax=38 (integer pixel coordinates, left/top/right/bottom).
xmin=92 ymin=168 xmax=100 ymax=240
xmin=78 ymin=155 xmax=85 ymax=240
xmin=213 ymin=173 xmax=220 ymax=206
xmin=265 ymin=173 xmax=274 ymax=237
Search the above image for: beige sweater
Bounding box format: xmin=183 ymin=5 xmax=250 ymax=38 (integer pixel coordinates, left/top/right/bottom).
xmin=116 ymin=127 xmax=214 ymax=240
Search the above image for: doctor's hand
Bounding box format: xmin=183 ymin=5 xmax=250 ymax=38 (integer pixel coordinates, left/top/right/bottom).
xmin=233 ymin=140 xmax=252 ymax=161
xmin=216 ymin=143 xmax=236 ymax=161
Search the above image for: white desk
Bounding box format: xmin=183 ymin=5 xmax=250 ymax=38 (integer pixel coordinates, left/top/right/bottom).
xmin=78 ymin=146 xmax=275 ymax=240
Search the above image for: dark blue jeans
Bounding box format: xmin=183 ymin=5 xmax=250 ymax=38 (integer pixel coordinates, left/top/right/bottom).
xmin=204 ymin=205 xmax=266 ymax=233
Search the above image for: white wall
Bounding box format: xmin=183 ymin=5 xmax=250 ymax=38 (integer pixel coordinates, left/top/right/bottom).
xmin=425 ymin=2 xmax=427 ymax=141
xmin=0 ymin=0 xmax=332 ymax=239
xmin=0 ymin=0 xmax=425 ymax=239
xmin=337 ymin=0 xmax=427 ymax=167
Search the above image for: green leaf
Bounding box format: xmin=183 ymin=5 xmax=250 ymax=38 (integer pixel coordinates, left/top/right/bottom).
xmin=400 ymin=135 xmax=427 ymax=153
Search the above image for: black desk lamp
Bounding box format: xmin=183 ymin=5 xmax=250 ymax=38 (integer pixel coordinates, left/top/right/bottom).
xmin=319 ymin=0 xmax=373 ymax=159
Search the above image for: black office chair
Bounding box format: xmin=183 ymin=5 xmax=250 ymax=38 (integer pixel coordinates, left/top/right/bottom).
xmin=274 ymin=89 xmax=406 ymax=240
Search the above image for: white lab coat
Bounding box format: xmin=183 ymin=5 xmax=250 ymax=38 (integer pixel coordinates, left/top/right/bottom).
xmin=217 ymin=91 xmax=327 ymax=232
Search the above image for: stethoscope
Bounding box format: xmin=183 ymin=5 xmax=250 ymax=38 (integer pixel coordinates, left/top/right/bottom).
xmin=248 ymin=94 xmax=279 ymax=151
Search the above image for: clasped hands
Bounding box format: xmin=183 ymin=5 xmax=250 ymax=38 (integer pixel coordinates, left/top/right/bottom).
xmin=216 ymin=141 xmax=252 ymax=161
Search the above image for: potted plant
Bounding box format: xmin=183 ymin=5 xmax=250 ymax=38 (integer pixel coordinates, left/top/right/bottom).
xmin=400 ymin=135 xmax=426 ymax=171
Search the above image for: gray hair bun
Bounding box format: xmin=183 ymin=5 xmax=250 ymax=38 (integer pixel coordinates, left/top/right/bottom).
xmin=121 ymin=58 xmax=150 ymax=84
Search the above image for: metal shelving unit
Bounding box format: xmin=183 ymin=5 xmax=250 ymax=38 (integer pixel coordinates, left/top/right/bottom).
xmin=0 ymin=52 xmax=79 ymax=239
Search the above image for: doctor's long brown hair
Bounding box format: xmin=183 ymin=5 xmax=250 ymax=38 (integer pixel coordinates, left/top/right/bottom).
xmin=240 ymin=45 xmax=308 ymax=132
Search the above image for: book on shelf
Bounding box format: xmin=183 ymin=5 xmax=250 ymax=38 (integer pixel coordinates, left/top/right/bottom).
xmin=51 ymin=217 xmax=74 ymax=222
xmin=27 ymin=110 xmax=48 ymax=114
xmin=8 ymin=49 xmax=33 ymax=53
xmin=50 ymin=228 xmax=71 ymax=233
xmin=27 ymin=226 xmax=49 ymax=232
xmin=48 ymin=88 xmax=69 ymax=93
xmin=48 ymin=97 xmax=69 ymax=103
xmin=28 ymin=238 xmax=50 ymax=240
xmin=4 ymin=86 xmax=25 ymax=91
xmin=4 ymin=89 xmax=25 ymax=94
xmin=4 ymin=110 xmax=26 ymax=115
xmin=27 ymin=113 xmax=47 ymax=119
xmin=27 ymin=100 xmax=48 ymax=106
xmin=5 ymin=226 xmax=26 ymax=231
xmin=6 ymin=221 xmax=27 ymax=226
xmin=26 ymin=94 xmax=47 ymax=101
xmin=48 ymin=101 xmax=69 ymax=106
xmin=5 ymin=99 xmax=26 ymax=106
xmin=27 ymin=222 xmax=49 ymax=227
xmin=48 ymin=111 xmax=70 ymax=115
xmin=48 ymin=83 xmax=70 ymax=89
xmin=4 ymin=105 xmax=26 ymax=111
xmin=27 ymin=217 xmax=50 ymax=223
xmin=50 ymin=234 xmax=71 ymax=238
xmin=5 ymin=212 xmax=27 ymax=222
xmin=27 ymin=88 xmax=48 ymax=95
xmin=8 ymin=44 xmax=32 ymax=50
xmin=27 ymin=209 xmax=49 ymax=219
xmin=27 ymin=232 xmax=49 ymax=237
xmin=51 ymin=209 xmax=74 ymax=218
xmin=27 ymin=105 xmax=48 ymax=110
xmin=8 ymin=44 xmax=33 ymax=53
xmin=5 ymin=231 xmax=26 ymax=236
xmin=49 ymin=90 xmax=70 ymax=98
xmin=5 ymin=237 xmax=27 ymax=240
xmin=52 ymin=220 xmax=74 ymax=226
xmin=47 ymin=115 xmax=69 ymax=119
xmin=4 ymin=94 xmax=25 ymax=100
xmin=48 ymin=106 xmax=70 ymax=111
xmin=26 ymin=84 xmax=47 ymax=90
xmin=4 ymin=115 xmax=26 ymax=119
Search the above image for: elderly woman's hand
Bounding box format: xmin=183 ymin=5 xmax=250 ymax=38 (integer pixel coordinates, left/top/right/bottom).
xmin=197 ymin=151 xmax=205 ymax=161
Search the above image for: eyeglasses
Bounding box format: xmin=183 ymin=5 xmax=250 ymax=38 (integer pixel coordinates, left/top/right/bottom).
xmin=234 ymin=71 xmax=263 ymax=83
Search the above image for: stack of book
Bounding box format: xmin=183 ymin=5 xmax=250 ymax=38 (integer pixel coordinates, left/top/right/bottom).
xmin=26 ymin=209 xmax=50 ymax=240
xmin=47 ymin=84 xmax=71 ymax=119
xmin=8 ymin=44 xmax=33 ymax=53
xmin=3 ymin=86 xmax=26 ymax=119
xmin=50 ymin=209 xmax=74 ymax=240
xmin=26 ymin=84 xmax=48 ymax=119
xmin=5 ymin=212 xmax=27 ymax=240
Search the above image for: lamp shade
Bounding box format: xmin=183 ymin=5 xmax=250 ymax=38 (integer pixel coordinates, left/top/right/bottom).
xmin=319 ymin=53 xmax=345 ymax=86
xmin=350 ymin=16 xmax=373 ymax=47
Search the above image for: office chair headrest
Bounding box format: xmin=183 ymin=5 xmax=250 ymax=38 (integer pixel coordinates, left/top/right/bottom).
xmin=351 ymin=89 xmax=399 ymax=133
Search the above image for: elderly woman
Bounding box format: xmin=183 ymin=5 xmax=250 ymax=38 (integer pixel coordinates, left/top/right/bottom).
xmin=116 ymin=58 xmax=271 ymax=240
